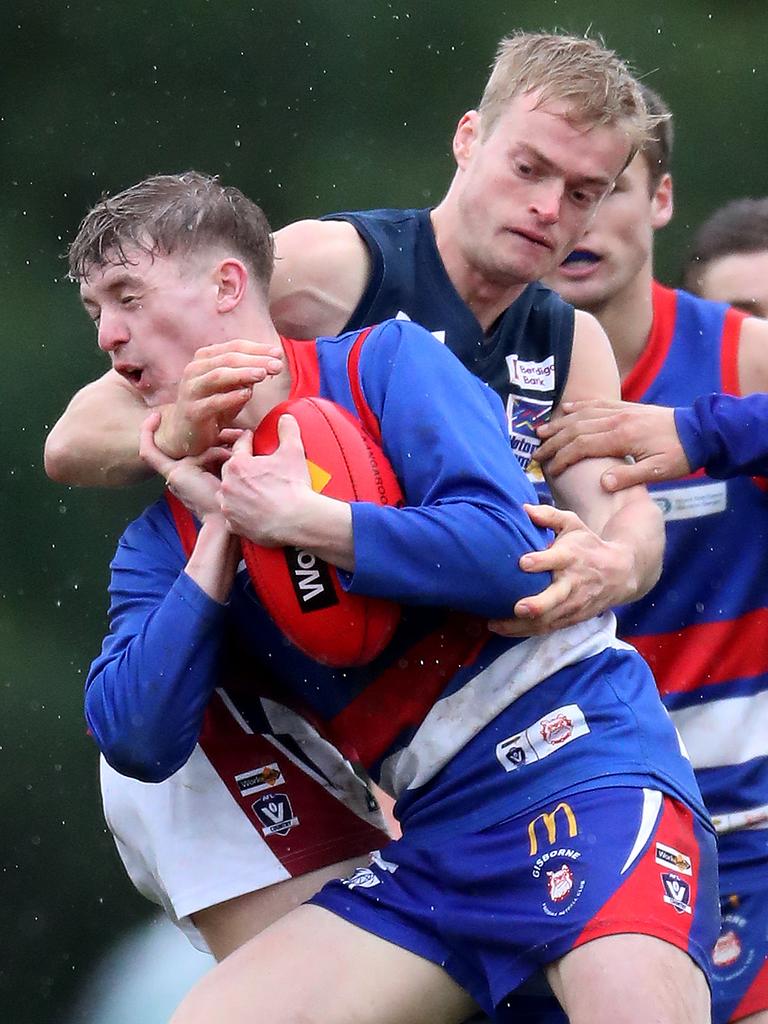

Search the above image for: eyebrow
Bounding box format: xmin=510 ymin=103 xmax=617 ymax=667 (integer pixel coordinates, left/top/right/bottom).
xmin=80 ymin=271 xmax=144 ymax=308
xmin=516 ymin=143 xmax=614 ymax=188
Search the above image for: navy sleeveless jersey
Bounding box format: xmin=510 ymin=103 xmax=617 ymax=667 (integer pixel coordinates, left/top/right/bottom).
xmin=617 ymin=282 xmax=768 ymax=848
xmin=321 ymin=207 xmax=575 ymax=471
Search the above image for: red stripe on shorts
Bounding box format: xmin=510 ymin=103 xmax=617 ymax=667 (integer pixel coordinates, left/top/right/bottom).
xmin=574 ymin=795 xmax=699 ymax=952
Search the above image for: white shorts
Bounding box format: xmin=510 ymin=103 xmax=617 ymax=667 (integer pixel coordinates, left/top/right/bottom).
xmin=101 ymin=689 xmax=390 ymax=951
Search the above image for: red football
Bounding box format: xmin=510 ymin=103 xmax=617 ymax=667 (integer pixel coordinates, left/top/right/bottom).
xmin=240 ymin=396 xmax=403 ymax=667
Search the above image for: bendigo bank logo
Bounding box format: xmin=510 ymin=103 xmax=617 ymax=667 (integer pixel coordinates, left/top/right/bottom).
xmin=528 ymin=802 xmax=578 ymax=856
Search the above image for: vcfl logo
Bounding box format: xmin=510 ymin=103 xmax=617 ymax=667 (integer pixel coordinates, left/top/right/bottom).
xmin=284 ymin=547 xmax=339 ymax=612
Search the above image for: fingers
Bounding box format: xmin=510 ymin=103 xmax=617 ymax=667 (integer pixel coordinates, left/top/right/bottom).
xmin=139 ymin=412 xmax=175 ymax=475
xmin=522 ymin=501 xmax=574 ymax=532
xmin=601 ymin=456 xmax=671 ymax=491
xmin=536 ymin=400 xmax=623 ymax=439
xmin=536 ymin=421 xmax=625 ymax=475
xmin=192 ymin=339 xmax=284 ymax=363
xmin=277 ymin=414 xmax=305 ymax=454
xmin=231 ymin=429 xmax=254 ymax=457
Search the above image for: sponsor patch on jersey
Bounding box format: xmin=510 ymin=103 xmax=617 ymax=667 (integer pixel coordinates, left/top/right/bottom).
xmin=655 ymin=842 xmax=692 ymax=875
xmin=235 ymin=763 xmax=285 ymax=796
xmin=496 ymin=704 xmax=590 ymax=773
xmin=651 ymin=481 xmax=727 ymax=522
xmin=506 ymin=395 xmax=553 ymax=471
xmin=506 ymin=354 xmax=555 ymax=392
xmin=661 ymin=872 xmax=692 ymax=914
xmin=251 ymin=793 xmax=300 ymax=837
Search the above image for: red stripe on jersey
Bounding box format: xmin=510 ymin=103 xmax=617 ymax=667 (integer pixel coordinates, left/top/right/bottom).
xmin=626 ymin=607 xmax=768 ymax=696
xmin=622 ymin=282 xmax=677 ymax=402
xmin=720 ymin=307 xmax=747 ymax=397
xmin=730 ymin=953 xmax=768 ymax=1020
xmin=283 ymin=337 xmax=321 ymax=397
xmin=346 ymin=326 xmax=381 ymax=443
xmin=166 ymin=490 xmax=198 ymax=551
xmin=329 ymin=612 xmax=487 ymax=768
xmin=198 ymin=691 xmax=386 ymax=875
xmin=575 ymin=796 xmax=698 ymax=951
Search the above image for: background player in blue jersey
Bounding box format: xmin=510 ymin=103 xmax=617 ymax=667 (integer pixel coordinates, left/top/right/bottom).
xmin=73 ymin=170 xmax=718 ymax=1024
xmin=46 ymin=32 xmax=670 ymax=973
xmin=540 ymin=86 xmax=768 ymax=1024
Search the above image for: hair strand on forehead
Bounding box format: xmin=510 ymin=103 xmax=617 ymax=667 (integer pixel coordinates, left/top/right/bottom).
xmin=67 ymin=171 xmax=274 ymax=293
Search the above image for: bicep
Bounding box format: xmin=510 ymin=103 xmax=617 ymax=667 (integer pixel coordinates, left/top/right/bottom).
xmin=550 ymin=311 xmax=649 ymax=529
xmin=559 ymin=310 xmax=621 ymax=404
xmin=270 ymin=219 xmax=371 ymax=337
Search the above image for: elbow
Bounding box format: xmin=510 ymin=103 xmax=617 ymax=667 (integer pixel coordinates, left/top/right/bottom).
xmin=85 ymin=701 xmax=190 ymax=784
xmin=103 ymin=747 xmax=177 ymax=784
xmin=475 ymin=550 xmax=552 ymax=619
xmin=44 ymin=427 xmax=80 ymax=484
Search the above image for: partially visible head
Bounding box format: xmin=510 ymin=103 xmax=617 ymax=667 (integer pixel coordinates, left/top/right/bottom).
xmin=683 ymin=198 xmax=768 ymax=317
xmin=444 ymin=33 xmax=663 ymax=287
xmin=69 ymin=172 xmax=275 ymax=405
xmin=68 ymin=170 xmax=274 ymax=291
xmin=542 ymin=81 xmax=674 ymax=312
xmin=478 ymin=32 xmax=654 ymax=153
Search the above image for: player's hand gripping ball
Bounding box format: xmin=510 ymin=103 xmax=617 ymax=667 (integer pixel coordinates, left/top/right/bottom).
xmin=241 ymin=397 xmax=403 ymax=666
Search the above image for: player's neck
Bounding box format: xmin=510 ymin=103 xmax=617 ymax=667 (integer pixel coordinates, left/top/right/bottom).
xmin=585 ymin=264 xmax=655 ymax=381
xmin=430 ymin=205 xmax=527 ymax=333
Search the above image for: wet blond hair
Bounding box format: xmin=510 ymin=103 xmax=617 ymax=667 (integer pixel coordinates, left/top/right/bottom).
xmin=478 ymin=32 xmax=658 ymax=159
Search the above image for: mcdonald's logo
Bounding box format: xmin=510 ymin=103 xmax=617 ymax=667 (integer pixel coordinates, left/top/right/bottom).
xmin=528 ymin=802 xmax=578 ymax=855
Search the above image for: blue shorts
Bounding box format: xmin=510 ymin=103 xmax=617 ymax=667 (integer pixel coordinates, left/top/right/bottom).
xmin=711 ymin=830 xmax=768 ymax=1023
xmin=312 ymin=786 xmax=719 ymax=1020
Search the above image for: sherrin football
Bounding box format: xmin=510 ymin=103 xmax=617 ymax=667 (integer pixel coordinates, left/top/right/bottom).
xmin=240 ymin=396 xmax=404 ymax=667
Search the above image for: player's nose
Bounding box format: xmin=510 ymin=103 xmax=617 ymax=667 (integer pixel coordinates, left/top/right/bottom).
xmin=97 ymin=308 xmax=129 ymax=352
xmin=530 ymin=179 xmax=563 ymax=224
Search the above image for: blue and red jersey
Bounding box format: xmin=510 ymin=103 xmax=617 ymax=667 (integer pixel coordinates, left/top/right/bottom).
xmin=617 ymin=283 xmax=768 ymax=868
xmin=85 ymin=319 xmax=705 ymax=841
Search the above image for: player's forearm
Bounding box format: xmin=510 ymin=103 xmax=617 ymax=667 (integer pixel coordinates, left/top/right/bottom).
xmin=44 ymin=372 xmax=150 ymax=487
xmin=85 ymin=570 xmax=228 ymax=782
xmin=599 ymin=495 xmax=664 ymax=603
xmin=344 ymin=501 xmax=552 ymax=617
xmin=185 ymin=515 xmax=241 ymax=603
xmin=86 ymin=517 xmax=238 ymax=782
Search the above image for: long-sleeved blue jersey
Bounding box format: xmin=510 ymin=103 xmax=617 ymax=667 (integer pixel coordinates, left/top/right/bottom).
xmin=676 ymin=391 xmax=768 ymax=479
xmin=86 ymin=319 xmax=700 ymax=840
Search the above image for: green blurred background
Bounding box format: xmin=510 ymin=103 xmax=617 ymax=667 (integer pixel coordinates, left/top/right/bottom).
xmin=2 ymin=1 xmax=767 ymax=1019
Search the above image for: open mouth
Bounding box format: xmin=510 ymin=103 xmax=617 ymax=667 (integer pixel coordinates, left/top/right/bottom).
xmin=115 ymin=364 xmax=145 ymax=388
xmin=561 ymin=249 xmax=601 ymax=267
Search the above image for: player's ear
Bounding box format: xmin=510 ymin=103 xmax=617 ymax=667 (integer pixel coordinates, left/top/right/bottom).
xmin=215 ymin=258 xmax=249 ymax=313
xmin=651 ymin=173 xmax=673 ymax=230
xmin=453 ymin=110 xmax=480 ymax=169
